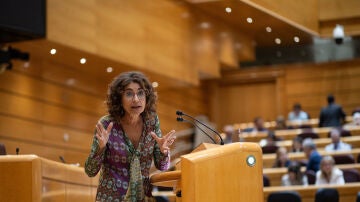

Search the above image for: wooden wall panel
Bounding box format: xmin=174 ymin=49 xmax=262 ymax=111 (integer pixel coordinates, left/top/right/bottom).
xmin=318 ymin=0 xmax=360 ymax=21
xmin=244 ymin=0 xmax=319 ymax=34
xmin=216 ymin=81 xmax=277 ymax=127
xmin=47 ymin=0 xmax=200 ymax=85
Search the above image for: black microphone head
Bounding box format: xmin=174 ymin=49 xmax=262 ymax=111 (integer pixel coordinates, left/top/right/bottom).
xmin=176 ymin=110 xmax=183 ymax=116
xmin=177 ymin=117 xmax=184 ymax=122
xmin=16 ymin=147 xmax=19 ymax=155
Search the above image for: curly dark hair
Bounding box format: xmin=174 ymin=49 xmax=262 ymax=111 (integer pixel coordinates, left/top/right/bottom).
xmin=106 ymin=71 xmax=157 ymax=121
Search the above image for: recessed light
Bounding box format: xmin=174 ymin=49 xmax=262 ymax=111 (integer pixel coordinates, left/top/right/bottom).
xmin=275 ymin=38 xmax=281 ymax=44
xmin=50 ymin=49 xmax=56 ymax=55
xmin=246 ymin=17 xmax=253 ymax=23
xmin=294 ymin=36 xmax=300 ymax=43
xmin=200 ymin=22 xmax=210 ymax=29
xmin=225 ymin=7 xmax=232 ymax=13
xmin=106 ymin=67 xmax=113 ymax=73
xmin=266 ymin=27 xmax=272 ymax=33
xmin=152 ymin=82 xmax=159 ymax=88
xmin=80 ymin=58 xmax=86 ymax=64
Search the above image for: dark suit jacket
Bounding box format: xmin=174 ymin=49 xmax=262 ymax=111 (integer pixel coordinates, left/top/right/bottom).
xmin=319 ymin=103 xmax=346 ymax=127
xmin=306 ymin=150 xmax=322 ymax=172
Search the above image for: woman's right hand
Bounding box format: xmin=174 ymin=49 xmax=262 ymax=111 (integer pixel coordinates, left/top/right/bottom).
xmin=95 ymin=122 xmax=114 ymax=150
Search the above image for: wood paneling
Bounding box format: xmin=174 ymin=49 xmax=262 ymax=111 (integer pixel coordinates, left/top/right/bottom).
xmin=245 ymin=0 xmax=319 ymax=33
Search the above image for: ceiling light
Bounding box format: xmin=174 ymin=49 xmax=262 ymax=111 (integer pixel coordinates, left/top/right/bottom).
xmin=246 ymin=17 xmax=253 ymax=23
xmin=225 ymin=7 xmax=232 ymax=13
xmin=275 ymin=38 xmax=281 ymax=44
xmin=200 ymin=22 xmax=210 ymax=29
xmin=80 ymin=58 xmax=86 ymax=64
xmin=106 ymin=67 xmax=113 ymax=73
xmin=50 ymin=48 xmax=57 ymax=55
xmin=266 ymin=27 xmax=272 ymax=32
xmin=294 ymin=36 xmax=300 ymax=43
xmin=152 ymin=82 xmax=159 ymax=88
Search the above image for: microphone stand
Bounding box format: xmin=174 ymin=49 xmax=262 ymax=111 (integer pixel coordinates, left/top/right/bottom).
xmin=177 ymin=117 xmax=217 ymax=144
xmin=177 ymin=110 xmax=224 ymax=145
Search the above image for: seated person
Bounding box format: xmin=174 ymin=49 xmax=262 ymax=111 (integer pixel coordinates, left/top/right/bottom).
xmin=288 ymin=103 xmax=309 ymax=121
xmin=243 ymin=117 xmax=268 ymax=133
xmin=344 ymin=112 xmax=360 ymax=129
xmin=259 ymin=130 xmax=278 ymax=147
xmin=325 ymin=128 xmax=352 ymax=152
xmin=281 ymin=161 xmax=308 ymax=186
xmin=303 ymin=138 xmax=322 ymax=172
xmin=291 ymin=136 xmax=303 ymax=153
xmin=274 ymin=115 xmax=287 ymax=130
xmin=273 ymin=147 xmax=291 ymax=168
xmin=315 ymin=155 xmax=345 ymax=185
xmin=222 ymin=124 xmax=235 ymax=144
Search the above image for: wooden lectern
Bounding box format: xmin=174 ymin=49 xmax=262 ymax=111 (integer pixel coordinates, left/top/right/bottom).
xmin=151 ymin=142 xmax=264 ymax=202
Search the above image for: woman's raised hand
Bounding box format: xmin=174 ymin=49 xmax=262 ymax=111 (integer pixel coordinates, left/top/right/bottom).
xmin=95 ymin=122 xmax=114 ymax=150
xmin=151 ymin=130 xmax=176 ymax=155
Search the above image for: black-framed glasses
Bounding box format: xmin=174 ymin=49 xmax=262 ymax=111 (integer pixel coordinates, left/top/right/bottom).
xmin=122 ymin=89 xmax=146 ymax=101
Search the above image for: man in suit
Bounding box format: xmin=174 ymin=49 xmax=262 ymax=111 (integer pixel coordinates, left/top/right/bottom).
xmin=303 ymin=138 xmax=322 ymax=172
xmin=319 ymin=94 xmax=346 ymax=127
xmin=325 ymin=128 xmax=352 ymax=152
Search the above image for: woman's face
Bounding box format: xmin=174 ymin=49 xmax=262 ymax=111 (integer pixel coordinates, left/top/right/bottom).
xmin=321 ymin=161 xmax=333 ymax=175
xmin=121 ymin=82 xmax=146 ymax=117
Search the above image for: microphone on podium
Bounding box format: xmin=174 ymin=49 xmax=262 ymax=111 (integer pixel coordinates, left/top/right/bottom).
xmin=59 ymin=156 xmax=66 ymax=163
xmin=177 ymin=117 xmax=217 ymax=144
xmin=176 ymin=110 xmax=224 ymax=145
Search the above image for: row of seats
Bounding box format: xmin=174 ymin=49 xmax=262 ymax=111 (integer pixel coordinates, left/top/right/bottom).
xmin=268 ymin=189 xmax=360 ymax=202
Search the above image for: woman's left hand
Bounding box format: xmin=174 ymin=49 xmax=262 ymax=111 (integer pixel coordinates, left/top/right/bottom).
xmin=151 ymin=130 xmax=176 ymax=155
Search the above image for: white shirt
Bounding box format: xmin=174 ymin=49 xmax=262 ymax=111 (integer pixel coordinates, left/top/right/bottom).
xmin=315 ymin=167 xmax=345 ymax=185
xmin=288 ymin=111 xmax=308 ymax=121
xmin=324 ymin=141 xmax=352 ymax=152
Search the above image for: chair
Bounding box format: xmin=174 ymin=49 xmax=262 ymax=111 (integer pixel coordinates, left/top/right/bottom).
xmin=305 ymin=169 xmax=316 ymax=185
xmin=297 ymin=132 xmax=319 ymax=139
xmin=0 ymin=143 xmax=6 ymax=155
xmin=333 ymin=154 xmax=355 ymax=165
xmin=261 ymin=145 xmax=279 ymax=154
xmin=267 ymin=191 xmax=301 ymax=202
xmin=327 ymin=128 xmax=351 ymax=137
xmin=315 ymin=188 xmax=339 ymax=202
xmin=357 ymin=191 xmax=360 ymax=202
xmin=342 ymin=169 xmax=360 ymax=183
xmin=263 ymin=174 xmax=270 ymax=187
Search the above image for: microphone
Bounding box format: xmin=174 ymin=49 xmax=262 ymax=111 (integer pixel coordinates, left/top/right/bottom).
xmin=176 ymin=110 xmax=224 ymax=145
xmin=16 ymin=147 xmax=19 ymax=155
xmin=177 ymin=117 xmax=217 ymax=144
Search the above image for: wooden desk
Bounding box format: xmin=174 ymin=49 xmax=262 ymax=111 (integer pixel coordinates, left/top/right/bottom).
xmin=263 ymin=148 xmax=360 ymax=168
xmin=0 ymin=155 xmax=98 ymax=202
xmin=277 ymin=136 xmax=360 ymax=151
xmin=264 ymin=183 xmax=360 ymax=202
xmin=239 ymin=125 xmax=360 ymax=143
xmin=264 ymin=163 xmax=360 ymax=186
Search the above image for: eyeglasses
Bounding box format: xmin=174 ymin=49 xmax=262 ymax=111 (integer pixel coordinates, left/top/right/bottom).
xmin=122 ymin=89 xmax=147 ymax=101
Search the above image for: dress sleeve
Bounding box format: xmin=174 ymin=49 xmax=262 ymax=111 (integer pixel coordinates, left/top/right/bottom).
xmin=84 ymin=119 xmax=106 ymax=177
xmin=152 ymin=115 xmax=170 ymax=171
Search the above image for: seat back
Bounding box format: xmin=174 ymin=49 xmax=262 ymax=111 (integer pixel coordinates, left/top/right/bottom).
xmin=315 ymin=188 xmax=339 ymax=202
xmin=305 ymin=169 xmax=316 ymax=185
xmin=0 ymin=143 xmax=6 ymax=155
xmin=263 ymin=174 xmax=270 ymax=187
xmin=333 ymin=155 xmax=355 ymax=165
xmin=298 ymin=132 xmax=319 ymax=139
xmin=261 ymin=145 xmax=279 ymax=154
xmin=342 ymin=169 xmax=360 ymax=183
xmin=267 ymin=191 xmax=301 ymax=202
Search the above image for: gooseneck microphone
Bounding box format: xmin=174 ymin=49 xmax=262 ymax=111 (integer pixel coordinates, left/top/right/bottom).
xmin=177 ymin=117 xmax=217 ymax=144
xmin=176 ymin=110 xmax=224 ymax=145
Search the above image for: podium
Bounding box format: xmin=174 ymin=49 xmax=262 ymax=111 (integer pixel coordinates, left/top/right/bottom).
xmin=151 ymin=142 xmax=264 ymax=202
